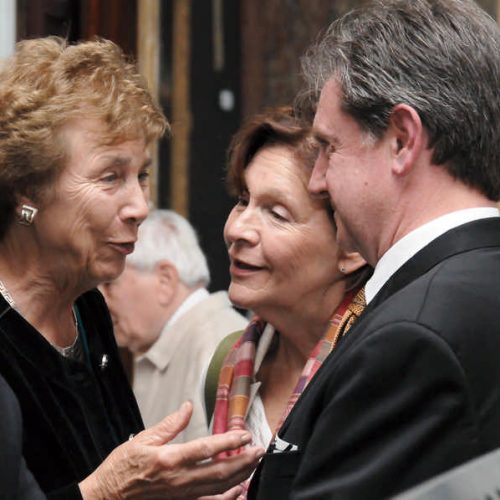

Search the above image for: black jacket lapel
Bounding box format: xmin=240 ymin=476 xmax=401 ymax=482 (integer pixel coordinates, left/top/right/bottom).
xmin=370 ymin=217 xmax=500 ymax=309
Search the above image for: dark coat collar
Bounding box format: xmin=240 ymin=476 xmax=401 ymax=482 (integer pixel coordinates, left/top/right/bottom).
xmin=370 ymin=217 xmax=500 ymax=309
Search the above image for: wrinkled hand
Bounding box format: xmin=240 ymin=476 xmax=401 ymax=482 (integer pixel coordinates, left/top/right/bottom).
xmin=79 ymin=401 xmax=264 ymax=499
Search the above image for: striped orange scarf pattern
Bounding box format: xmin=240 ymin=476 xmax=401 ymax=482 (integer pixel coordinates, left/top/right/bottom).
xmin=212 ymin=289 xmax=359 ymax=452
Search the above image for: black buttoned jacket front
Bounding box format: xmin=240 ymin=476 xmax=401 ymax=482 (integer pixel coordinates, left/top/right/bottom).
xmin=0 ymin=289 xmax=143 ymax=500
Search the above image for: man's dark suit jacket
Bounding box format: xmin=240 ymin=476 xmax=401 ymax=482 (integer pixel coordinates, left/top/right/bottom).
xmin=0 ymin=375 xmax=45 ymax=500
xmin=248 ymin=218 xmax=500 ymax=499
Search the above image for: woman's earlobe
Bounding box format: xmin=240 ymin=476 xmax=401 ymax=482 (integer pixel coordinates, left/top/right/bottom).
xmin=338 ymin=250 xmax=367 ymax=275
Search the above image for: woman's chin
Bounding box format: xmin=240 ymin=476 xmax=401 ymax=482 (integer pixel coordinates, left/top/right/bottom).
xmin=228 ymin=285 xmax=254 ymax=311
xmin=93 ymin=265 xmax=126 ymax=288
xmin=228 ymin=291 xmax=268 ymax=318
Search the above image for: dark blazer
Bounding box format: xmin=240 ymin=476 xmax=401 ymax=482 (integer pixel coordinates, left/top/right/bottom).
xmin=249 ymin=218 xmax=500 ymax=499
xmin=0 ymin=374 xmax=45 ymax=500
xmin=0 ymin=289 xmax=143 ymax=499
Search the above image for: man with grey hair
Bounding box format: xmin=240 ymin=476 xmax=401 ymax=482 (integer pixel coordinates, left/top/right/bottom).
xmin=249 ymin=0 xmax=500 ymax=498
xmin=101 ymin=209 xmax=247 ymax=443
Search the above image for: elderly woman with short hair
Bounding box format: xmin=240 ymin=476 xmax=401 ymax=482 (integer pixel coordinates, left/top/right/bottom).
xmin=211 ymin=107 xmax=371 ymax=496
xmin=0 ymin=36 xmax=262 ymax=499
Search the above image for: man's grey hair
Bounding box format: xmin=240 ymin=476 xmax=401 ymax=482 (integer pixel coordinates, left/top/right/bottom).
xmin=300 ymin=0 xmax=500 ymax=200
xmin=128 ymin=209 xmax=210 ymax=288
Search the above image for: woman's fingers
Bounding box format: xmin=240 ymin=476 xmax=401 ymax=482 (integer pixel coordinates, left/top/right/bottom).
xmin=79 ymin=414 xmax=264 ymax=499
xmin=137 ymin=401 xmax=194 ymax=446
xmin=155 ymin=445 xmax=264 ymax=498
xmin=192 ymin=449 xmax=263 ymax=494
xmin=162 ymin=430 xmax=254 ymax=465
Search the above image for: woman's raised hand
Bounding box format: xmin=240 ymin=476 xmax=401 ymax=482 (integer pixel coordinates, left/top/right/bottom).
xmin=79 ymin=401 xmax=264 ymax=499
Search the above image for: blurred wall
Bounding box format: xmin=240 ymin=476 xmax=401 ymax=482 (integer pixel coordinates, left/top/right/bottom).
xmin=241 ymin=0 xmax=370 ymax=118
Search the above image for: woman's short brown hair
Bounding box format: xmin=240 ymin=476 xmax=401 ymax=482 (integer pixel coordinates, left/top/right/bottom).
xmin=226 ymin=106 xmax=318 ymax=196
xmin=0 ymin=36 xmax=168 ymax=240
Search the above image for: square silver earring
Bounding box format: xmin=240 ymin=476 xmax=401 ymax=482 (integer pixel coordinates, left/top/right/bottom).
xmin=18 ymin=204 xmax=38 ymax=225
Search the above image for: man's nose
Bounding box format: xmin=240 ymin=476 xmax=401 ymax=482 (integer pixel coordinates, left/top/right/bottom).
xmin=308 ymin=156 xmax=328 ymax=194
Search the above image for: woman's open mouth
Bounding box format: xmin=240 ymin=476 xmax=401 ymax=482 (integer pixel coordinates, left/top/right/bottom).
xmin=230 ymin=258 xmax=265 ymax=276
xmin=235 ymin=259 xmax=262 ymax=271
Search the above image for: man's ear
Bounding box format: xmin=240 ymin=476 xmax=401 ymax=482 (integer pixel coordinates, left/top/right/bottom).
xmin=388 ymin=104 xmax=426 ymax=176
xmin=338 ymin=249 xmax=367 ymax=276
xmin=155 ymin=261 xmax=179 ymax=306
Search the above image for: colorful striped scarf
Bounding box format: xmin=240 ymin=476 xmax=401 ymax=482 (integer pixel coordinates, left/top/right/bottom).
xmin=212 ymin=288 xmax=360 ymax=452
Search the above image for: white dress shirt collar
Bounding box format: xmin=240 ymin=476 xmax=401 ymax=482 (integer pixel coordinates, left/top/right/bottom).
xmin=365 ymin=207 xmax=500 ymax=304
xmin=167 ymin=287 xmax=209 ymax=327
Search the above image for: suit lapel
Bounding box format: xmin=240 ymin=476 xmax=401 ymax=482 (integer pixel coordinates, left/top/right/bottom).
xmin=370 ymin=217 xmax=500 ymax=309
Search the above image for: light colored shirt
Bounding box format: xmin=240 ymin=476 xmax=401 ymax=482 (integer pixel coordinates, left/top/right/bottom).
xmin=365 ymin=207 xmax=500 ymax=304
xmin=133 ymin=290 xmax=248 ymax=442
xmin=168 ymin=287 xmax=209 ymax=327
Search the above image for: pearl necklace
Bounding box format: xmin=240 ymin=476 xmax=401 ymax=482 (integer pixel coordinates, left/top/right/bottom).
xmin=0 ymin=278 xmax=81 ymax=359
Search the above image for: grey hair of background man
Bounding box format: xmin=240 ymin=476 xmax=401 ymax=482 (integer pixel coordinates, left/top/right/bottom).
xmin=127 ymin=209 xmax=210 ymax=288
xmin=300 ymin=0 xmax=500 ymax=200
